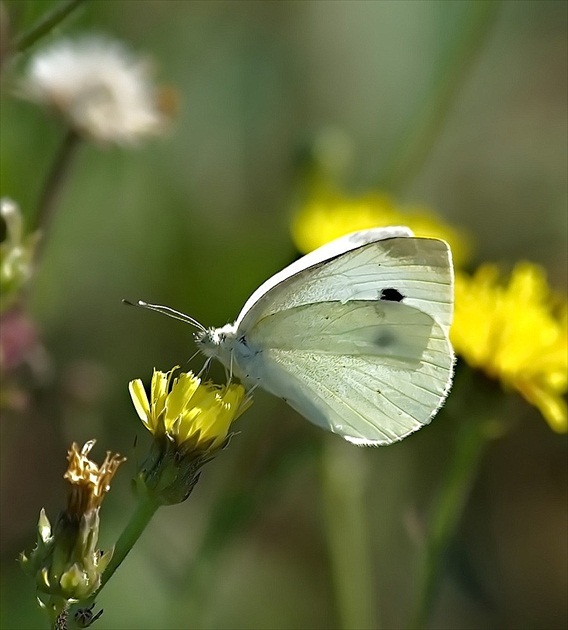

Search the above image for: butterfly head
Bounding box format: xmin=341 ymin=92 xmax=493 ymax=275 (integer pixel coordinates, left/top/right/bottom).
xmin=194 ymin=323 xmax=237 ymax=366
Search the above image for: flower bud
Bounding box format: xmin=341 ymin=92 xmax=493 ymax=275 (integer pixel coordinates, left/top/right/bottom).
xmin=20 ymin=441 xmax=125 ymax=621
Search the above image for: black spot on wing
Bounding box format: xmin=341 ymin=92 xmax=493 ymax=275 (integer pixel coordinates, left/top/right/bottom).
xmin=374 ymin=331 xmax=396 ymax=348
xmin=380 ymin=288 xmax=404 ymax=302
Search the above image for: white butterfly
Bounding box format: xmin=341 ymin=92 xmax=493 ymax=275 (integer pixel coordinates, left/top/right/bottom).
xmin=136 ymin=226 xmax=455 ymax=446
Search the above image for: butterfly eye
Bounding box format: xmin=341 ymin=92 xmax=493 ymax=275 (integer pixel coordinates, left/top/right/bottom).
xmin=380 ymin=288 xmax=405 ymax=302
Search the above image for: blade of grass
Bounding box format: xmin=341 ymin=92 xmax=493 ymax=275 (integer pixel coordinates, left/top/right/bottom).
xmin=379 ymin=1 xmax=501 ymax=192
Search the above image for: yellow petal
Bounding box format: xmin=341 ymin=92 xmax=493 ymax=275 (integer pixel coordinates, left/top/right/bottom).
xmin=520 ymin=382 xmax=567 ymax=433
xmin=166 ymin=372 xmax=200 ymax=420
xmin=128 ymin=379 xmax=151 ymax=424
xmin=150 ymin=369 xmax=169 ymax=405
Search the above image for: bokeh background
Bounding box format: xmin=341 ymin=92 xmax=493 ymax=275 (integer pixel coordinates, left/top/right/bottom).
xmin=1 ymin=1 xmax=566 ymax=629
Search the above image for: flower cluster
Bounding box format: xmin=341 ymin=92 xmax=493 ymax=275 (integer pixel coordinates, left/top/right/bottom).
xmin=291 ymin=186 xmax=470 ymax=266
xmin=451 ymin=263 xmax=567 ymax=432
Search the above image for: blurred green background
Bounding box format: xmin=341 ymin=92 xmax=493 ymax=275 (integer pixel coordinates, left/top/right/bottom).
xmin=1 ymin=1 xmax=566 ymax=629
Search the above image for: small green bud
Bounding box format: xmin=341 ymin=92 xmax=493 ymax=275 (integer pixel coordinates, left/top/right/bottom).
xmin=0 ymin=198 xmax=39 ymax=312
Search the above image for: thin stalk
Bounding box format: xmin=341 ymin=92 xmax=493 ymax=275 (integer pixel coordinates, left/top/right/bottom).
xmin=409 ymin=367 xmax=503 ymax=629
xmin=13 ymin=0 xmax=88 ymax=54
xmin=90 ymin=495 xmax=160 ymax=603
xmin=410 ymin=416 xmax=488 ymax=629
xmin=322 ymin=436 xmax=377 ymax=630
xmin=99 ymin=495 xmax=160 ymax=592
xmin=378 ymin=1 xmax=501 ymax=192
xmin=33 ymin=129 xmax=81 ymax=261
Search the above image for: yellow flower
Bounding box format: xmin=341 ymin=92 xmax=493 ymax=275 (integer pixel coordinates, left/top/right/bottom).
xmin=20 ymin=441 xmax=124 ymax=621
xmin=451 ymin=263 xmax=567 ymax=432
xmin=291 ymin=186 xmax=470 ymax=266
xmin=129 ymin=368 xmax=251 ymax=503
xmin=130 ymin=367 xmax=250 ymax=451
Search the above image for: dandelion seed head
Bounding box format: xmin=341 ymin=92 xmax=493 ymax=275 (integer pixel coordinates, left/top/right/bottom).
xmin=22 ymin=35 xmax=170 ymax=144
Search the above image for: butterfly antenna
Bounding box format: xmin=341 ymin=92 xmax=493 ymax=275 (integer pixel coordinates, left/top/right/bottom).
xmin=123 ymin=299 xmax=206 ymax=332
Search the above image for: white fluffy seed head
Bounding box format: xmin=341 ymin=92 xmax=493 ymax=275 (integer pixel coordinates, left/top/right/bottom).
xmin=21 ymin=35 xmax=170 ymax=145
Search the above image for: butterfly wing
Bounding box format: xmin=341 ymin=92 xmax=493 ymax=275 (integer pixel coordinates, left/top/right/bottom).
xmin=236 ymin=227 xmax=409 ymax=323
xmin=229 ymin=230 xmax=454 ymax=444
xmin=237 ymin=230 xmax=453 ymax=336
xmin=244 ymin=299 xmax=454 ymax=444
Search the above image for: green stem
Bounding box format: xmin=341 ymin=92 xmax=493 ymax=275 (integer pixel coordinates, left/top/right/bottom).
xmin=409 ymin=366 xmax=503 ymax=629
xmin=322 ymin=436 xmax=377 ymax=630
xmin=410 ymin=417 xmax=488 ymax=629
xmin=378 ymin=1 xmax=501 ymax=192
xmin=33 ymin=129 xmax=81 ymax=261
xmin=92 ymin=495 xmax=160 ymax=601
xmin=13 ymin=0 xmax=88 ymax=54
